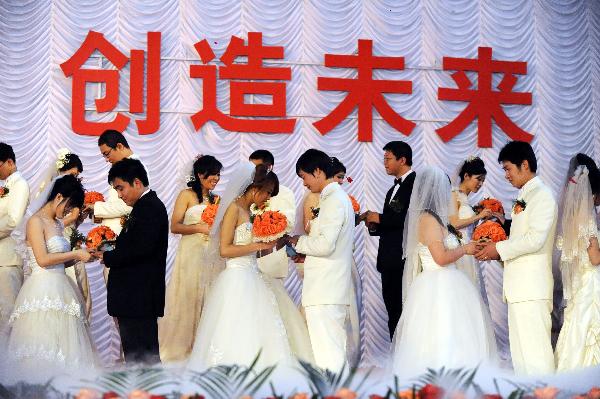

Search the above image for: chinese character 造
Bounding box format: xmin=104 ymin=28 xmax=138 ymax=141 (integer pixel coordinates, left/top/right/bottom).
xmin=190 ymin=32 xmax=295 ymax=133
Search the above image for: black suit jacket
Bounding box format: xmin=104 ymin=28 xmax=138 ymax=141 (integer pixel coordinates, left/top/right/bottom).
xmin=370 ymin=171 xmax=416 ymax=273
xmin=104 ymin=190 xmax=168 ymax=318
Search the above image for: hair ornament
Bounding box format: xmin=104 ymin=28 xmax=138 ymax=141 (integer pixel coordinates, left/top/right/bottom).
xmin=55 ymin=148 xmax=71 ymax=170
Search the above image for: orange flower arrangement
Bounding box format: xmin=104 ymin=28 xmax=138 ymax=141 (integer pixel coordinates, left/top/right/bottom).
xmin=473 ymin=220 xmax=507 ymax=243
xmin=473 ymin=197 xmax=504 ymax=214
xmin=201 ymin=204 xmax=218 ymax=227
xmin=0 ymin=186 xmax=9 ymax=198
xmin=84 ymin=191 xmax=105 ymax=205
xmin=349 ymin=194 xmax=360 ymax=213
xmin=252 ymin=210 xmax=289 ymax=242
xmin=86 ymin=225 xmax=117 ymax=250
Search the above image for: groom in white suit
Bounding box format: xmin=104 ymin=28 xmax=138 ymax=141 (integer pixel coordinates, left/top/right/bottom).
xmin=0 ymin=143 xmax=30 ymax=340
xmin=476 ymin=141 xmax=557 ymax=375
xmin=288 ymin=149 xmax=354 ymax=372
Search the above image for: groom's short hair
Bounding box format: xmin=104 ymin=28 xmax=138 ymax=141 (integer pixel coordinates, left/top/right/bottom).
xmin=0 ymin=142 xmax=15 ymax=163
xmin=498 ymin=141 xmax=537 ymax=172
xmin=249 ymin=150 xmax=275 ymax=167
xmin=383 ymin=141 xmax=412 ymax=166
xmin=108 ymin=158 xmax=149 ymax=187
xmin=296 ymin=149 xmax=334 ymax=178
xmin=98 ymin=130 xmax=130 ymax=149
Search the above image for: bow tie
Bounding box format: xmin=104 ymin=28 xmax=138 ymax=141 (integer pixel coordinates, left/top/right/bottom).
xmin=394 ymin=178 xmax=402 ymax=186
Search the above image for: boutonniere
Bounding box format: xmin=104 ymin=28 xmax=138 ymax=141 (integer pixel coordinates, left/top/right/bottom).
xmin=0 ymin=186 xmax=8 ymax=198
xmin=389 ymin=198 xmax=404 ymax=213
xmin=120 ymin=213 xmax=132 ymax=231
xmin=310 ymin=206 xmax=320 ymax=218
xmin=513 ymin=199 xmax=527 ymax=214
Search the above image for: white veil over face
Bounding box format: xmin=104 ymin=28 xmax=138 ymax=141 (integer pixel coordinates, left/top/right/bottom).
xmin=401 ymin=166 xmax=454 ymax=302
xmin=556 ymin=164 xmax=597 ymax=302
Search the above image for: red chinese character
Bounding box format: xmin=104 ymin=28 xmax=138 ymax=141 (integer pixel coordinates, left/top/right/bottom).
xmin=190 ymin=32 xmax=295 ymax=133
xmin=61 ymin=31 xmax=161 ymax=136
xmin=436 ymin=47 xmax=533 ymax=147
xmin=313 ymin=39 xmax=415 ymax=142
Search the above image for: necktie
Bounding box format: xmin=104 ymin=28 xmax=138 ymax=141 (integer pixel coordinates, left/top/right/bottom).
xmin=394 ymin=178 xmax=402 ymax=186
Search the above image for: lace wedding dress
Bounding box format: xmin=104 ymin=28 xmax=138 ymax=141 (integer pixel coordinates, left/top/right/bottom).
xmin=6 ymin=235 xmax=96 ymax=380
xmin=555 ymin=231 xmax=600 ymax=371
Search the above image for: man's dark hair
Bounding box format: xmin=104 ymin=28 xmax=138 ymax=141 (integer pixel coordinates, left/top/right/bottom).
xmin=497 ymin=141 xmax=537 ymax=173
xmin=0 ymin=142 xmax=16 ymax=163
xmin=98 ymin=130 xmax=130 ymax=149
xmin=249 ymin=150 xmax=275 ymax=168
xmin=296 ymin=149 xmax=335 ymax=179
xmin=108 ymin=158 xmax=148 ymax=187
xmin=383 ymin=141 xmax=412 ymax=166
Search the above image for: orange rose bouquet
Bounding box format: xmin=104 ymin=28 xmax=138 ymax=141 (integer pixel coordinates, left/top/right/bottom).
xmin=472 ymin=197 xmax=504 ymax=215
xmin=348 ymin=194 xmax=360 ymax=214
xmin=86 ymin=225 xmax=117 ymax=251
xmin=473 ymin=220 xmax=507 ymax=243
xmin=251 ymin=210 xmax=290 ymax=243
xmin=201 ymin=204 xmax=218 ymax=227
xmin=84 ymin=191 xmax=105 ymax=205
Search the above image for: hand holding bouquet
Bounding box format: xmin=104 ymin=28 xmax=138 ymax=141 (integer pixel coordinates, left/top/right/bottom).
xmin=252 ymin=210 xmax=290 ymax=243
xmin=473 ymin=220 xmax=507 ymax=243
xmin=86 ymin=225 xmax=117 ymax=251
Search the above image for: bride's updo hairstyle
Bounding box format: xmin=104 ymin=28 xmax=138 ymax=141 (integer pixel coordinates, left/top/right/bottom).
xmin=46 ymin=175 xmax=85 ymax=210
xmin=188 ymin=155 xmax=223 ymax=203
xmin=244 ymin=163 xmax=279 ymax=197
xmin=58 ymin=153 xmax=83 ymax=174
xmin=573 ymin=153 xmax=600 ymax=196
xmin=458 ymin=156 xmax=486 ymax=182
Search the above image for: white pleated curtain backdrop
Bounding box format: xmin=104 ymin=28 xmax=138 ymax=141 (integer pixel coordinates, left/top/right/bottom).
xmin=1 ymin=0 xmax=598 ymax=367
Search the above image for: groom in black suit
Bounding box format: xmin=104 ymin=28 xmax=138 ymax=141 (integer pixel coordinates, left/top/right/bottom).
xmin=96 ymin=158 xmax=168 ymax=364
xmin=363 ymin=141 xmax=415 ymax=340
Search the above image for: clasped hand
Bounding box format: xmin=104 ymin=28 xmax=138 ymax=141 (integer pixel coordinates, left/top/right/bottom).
xmin=473 ymin=240 xmax=500 ymax=261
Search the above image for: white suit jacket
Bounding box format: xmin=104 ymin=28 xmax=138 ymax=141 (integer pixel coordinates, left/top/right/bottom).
xmin=496 ymin=176 xmax=557 ymax=303
xmin=295 ymin=182 xmax=353 ymax=307
xmin=268 ymin=185 xmax=296 ymax=232
xmin=0 ymin=172 xmax=30 ymax=266
xmin=94 ymin=154 xmax=146 ymax=235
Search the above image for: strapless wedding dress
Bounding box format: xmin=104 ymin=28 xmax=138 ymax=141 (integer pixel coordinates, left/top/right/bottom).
xmin=187 ymin=222 xmax=308 ymax=371
xmin=5 ymin=236 xmax=97 ymax=381
xmin=391 ymin=235 xmax=497 ymax=378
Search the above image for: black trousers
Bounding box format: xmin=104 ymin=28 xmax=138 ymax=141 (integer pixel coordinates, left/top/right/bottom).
xmin=380 ymin=265 xmax=404 ymax=340
xmin=117 ymin=316 xmax=160 ymax=365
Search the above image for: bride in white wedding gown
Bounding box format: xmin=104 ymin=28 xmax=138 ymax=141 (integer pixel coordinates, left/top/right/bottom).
xmin=5 ymin=175 xmax=97 ymax=381
xmin=391 ymin=167 xmax=497 ymax=378
xmin=187 ymin=163 xmax=313 ymax=371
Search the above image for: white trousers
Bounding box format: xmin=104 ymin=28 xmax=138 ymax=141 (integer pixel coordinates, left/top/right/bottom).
xmin=508 ymin=300 xmax=555 ymax=375
xmin=304 ymin=304 xmax=349 ymax=372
